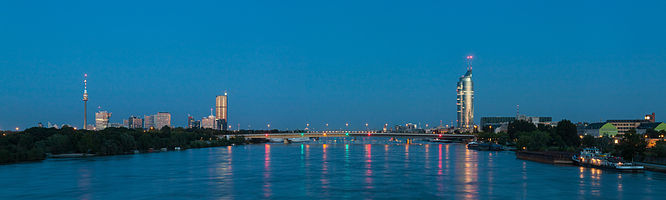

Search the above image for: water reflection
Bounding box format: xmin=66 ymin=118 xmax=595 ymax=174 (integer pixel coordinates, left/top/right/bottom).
xmin=404 ymin=144 xmax=410 ymax=168
xmin=424 ymin=144 xmax=429 ymax=168
xmin=521 ymin=161 xmax=527 ymax=199
xmin=227 ymin=146 xmax=233 ymax=172
xmin=77 ymin=168 xmax=91 ymax=200
xmin=445 ymin=144 xmax=450 ymax=170
xmin=304 ymin=144 xmax=312 ymax=197
xmin=438 ymin=144 xmax=443 ymax=175
xmin=617 ymin=173 xmax=623 ymax=194
xmin=590 ymin=168 xmax=601 ymax=196
xmin=384 ymin=145 xmax=389 ymax=169
xmin=263 ymin=144 xmax=272 ymax=198
xmin=321 ymin=144 xmax=330 ymax=191
xmin=463 ymin=148 xmax=478 ymax=200
xmin=365 ymin=144 xmax=373 ymax=189
xmin=437 ymin=144 xmax=444 ymax=194
xmin=487 ymin=150 xmax=494 ymax=197
xmin=2 ymin=139 xmax=666 ymax=200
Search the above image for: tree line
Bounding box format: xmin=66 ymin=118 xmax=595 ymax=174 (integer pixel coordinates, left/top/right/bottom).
xmin=0 ymin=126 xmax=248 ymax=164
xmin=476 ymin=119 xmax=666 ymax=161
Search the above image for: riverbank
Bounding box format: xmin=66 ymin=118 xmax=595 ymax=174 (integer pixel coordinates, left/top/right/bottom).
xmin=0 ymin=127 xmax=247 ymax=164
xmin=515 ymin=151 xmax=575 ymax=164
xmin=634 ymin=162 xmax=666 ymax=172
xmin=515 ymin=150 xmax=666 ymax=173
xmin=48 ymin=153 xmax=97 ymax=158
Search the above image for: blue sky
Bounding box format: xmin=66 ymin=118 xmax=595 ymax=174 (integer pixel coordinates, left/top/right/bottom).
xmin=1 ymin=0 xmax=665 ymax=130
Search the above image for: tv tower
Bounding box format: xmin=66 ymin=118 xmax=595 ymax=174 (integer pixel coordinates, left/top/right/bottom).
xmin=83 ymin=74 xmax=88 ymax=130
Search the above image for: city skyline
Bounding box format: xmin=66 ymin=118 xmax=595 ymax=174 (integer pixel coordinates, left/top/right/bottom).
xmin=3 ymin=54 xmax=664 ymax=130
xmin=1 ymin=1 xmax=665 ymax=130
xmin=4 ymin=58 xmax=662 ymax=131
xmin=3 ymin=2 xmax=666 ymax=199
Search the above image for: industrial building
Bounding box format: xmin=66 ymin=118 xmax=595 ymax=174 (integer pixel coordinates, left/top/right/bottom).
xmin=480 ymin=115 xmax=552 ymax=133
xmin=582 ymin=122 xmax=619 ymax=137
xmin=637 ymin=122 xmax=666 ymax=135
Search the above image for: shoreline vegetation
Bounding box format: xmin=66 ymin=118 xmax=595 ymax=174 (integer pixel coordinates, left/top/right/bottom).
xmin=3 ymin=121 xmax=665 ymax=168
xmin=0 ymin=126 xmax=264 ymax=164
xmin=476 ymin=119 xmax=666 ymax=167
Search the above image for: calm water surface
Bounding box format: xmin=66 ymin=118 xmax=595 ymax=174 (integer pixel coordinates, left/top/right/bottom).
xmin=2 ymin=137 xmax=665 ymax=199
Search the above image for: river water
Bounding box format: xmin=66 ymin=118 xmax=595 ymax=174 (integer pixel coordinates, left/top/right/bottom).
xmin=1 ymin=137 xmax=665 ymax=199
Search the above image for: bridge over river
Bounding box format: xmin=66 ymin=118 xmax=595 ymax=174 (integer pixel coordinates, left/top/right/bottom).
xmin=232 ymin=132 xmax=476 ymax=140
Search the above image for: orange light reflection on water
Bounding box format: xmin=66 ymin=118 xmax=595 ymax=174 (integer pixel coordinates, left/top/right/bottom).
xmin=463 ymin=148 xmax=478 ymax=200
xmin=321 ymin=144 xmax=330 ymax=194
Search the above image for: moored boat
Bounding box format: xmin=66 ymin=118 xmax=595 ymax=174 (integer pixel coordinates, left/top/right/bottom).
xmin=429 ymin=138 xmax=452 ymax=143
xmin=467 ymin=141 xmax=503 ymax=151
xmin=572 ymin=148 xmax=644 ymax=171
xmin=289 ymin=137 xmax=310 ymax=143
xmin=467 ymin=141 xmax=479 ymax=149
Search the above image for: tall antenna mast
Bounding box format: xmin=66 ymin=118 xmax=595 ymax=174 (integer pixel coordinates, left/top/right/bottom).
xmin=466 ymin=55 xmax=473 ymax=70
xmin=83 ymin=74 xmax=88 ymax=130
xmin=516 ymin=104 xmax=520 ymax=117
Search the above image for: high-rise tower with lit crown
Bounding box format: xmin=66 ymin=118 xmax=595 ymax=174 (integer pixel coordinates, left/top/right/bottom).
xmin=456 ymin=56 xmax=475 ymax=132
xmin=215 ymin=92 xmax=228 ymax=130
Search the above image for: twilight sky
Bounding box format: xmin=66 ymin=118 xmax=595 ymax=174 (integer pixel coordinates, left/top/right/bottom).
xmin=1 ymin=0 xmax=665 ymax=130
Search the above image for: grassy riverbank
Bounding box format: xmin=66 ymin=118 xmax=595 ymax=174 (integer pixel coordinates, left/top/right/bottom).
xmin=0 ymin=127 xmax=247 ymax=164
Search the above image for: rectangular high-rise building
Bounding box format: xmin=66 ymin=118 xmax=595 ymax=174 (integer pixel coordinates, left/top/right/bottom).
xmin=144 ymin=115 xmax=155 ymax=129
xmin=154 ymin=112 xmax=171 ymax=129
xmin=95 ymin=111 xmax=111 ymax=130
xmin=216 ymin=93 xmax=228 ymax=130
xmin=187 ymin=116 xmax=195 ymax=128
xmin=128 ymin=116 xmax=143 ymax=129
xmin=456 ymin=56 xmax=474 ymax=132
xmin=201 ymin=115 xmax=216 ymax=129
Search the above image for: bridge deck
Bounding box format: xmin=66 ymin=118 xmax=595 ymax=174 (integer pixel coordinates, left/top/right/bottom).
xmin=236 ymin=133 xmax=475 ymax=139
